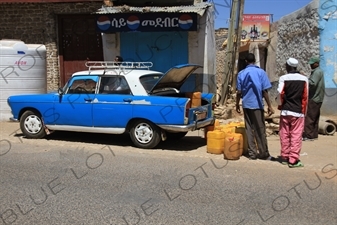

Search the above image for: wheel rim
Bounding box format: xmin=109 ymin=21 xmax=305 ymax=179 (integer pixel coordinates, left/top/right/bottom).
xmin=24 ymin=115 xmax=42 ymax=134
xmin=134 ymin=122 xmax=153 ymax=144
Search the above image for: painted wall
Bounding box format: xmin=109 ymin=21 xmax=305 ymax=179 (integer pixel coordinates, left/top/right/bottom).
xmin=187 ymin=20 xmax=205 ymax=93
xmin=319 ymin=0 xmax=337 ymax=115
xmin=101 ymin=6 xmax=216 ymax=94
xmin=181 ymin=6 xmax=217 ymax=94
xmin=102 ymin=33 xmax=120 ymax=62
xmin=203 ymin=6 xmax=216 ymax=94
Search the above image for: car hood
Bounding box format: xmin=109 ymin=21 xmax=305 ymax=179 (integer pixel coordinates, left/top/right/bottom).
xmin=149 ymin=64 xmax=202 ymax=93
xmin=8 ymin=93 xmax=58 ymax=103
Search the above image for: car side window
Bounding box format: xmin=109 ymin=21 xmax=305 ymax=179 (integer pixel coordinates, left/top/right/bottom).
xmin=67 ymin=79 xmax=97 ymax=94
xmin=99 ymin=76 xmax=131 ymax=95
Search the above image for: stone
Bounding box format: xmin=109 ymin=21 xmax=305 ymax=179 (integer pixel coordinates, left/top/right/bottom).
xmin=266 ymin=128 xmax=274 ymax=136
xmin=272 ymin=118 xmax=280 ymax=124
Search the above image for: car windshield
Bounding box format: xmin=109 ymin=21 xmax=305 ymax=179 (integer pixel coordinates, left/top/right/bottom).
xmin=139 ymin=74 xmax=163 ymax=93
xmin=61 ymin=80 xmax=70 ymax=92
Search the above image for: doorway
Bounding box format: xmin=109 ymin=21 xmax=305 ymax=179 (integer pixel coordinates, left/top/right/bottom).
xmin=58 ymin=14 xmax=104 ymax=86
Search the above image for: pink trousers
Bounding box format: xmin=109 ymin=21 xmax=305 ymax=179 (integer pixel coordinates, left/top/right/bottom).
xmin=279 ymin=116 xmax=305 ymax=164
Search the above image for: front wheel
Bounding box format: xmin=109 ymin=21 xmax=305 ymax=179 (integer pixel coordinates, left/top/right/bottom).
xmin=130 ymin=120 xmax=161 ymax=149
xmin=20 ymin=110 xmax=46 ymax=139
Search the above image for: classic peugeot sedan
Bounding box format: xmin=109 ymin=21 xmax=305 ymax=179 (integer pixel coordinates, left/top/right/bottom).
xmin=7 ymin=62 xmax=215 ymax=149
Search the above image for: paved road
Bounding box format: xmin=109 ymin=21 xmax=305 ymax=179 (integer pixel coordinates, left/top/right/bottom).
xmin=0 ymin=122 xmax=336 ymax=225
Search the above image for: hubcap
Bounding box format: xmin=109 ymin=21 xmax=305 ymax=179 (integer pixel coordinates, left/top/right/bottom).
xmin=24 ymin=115 xmax=42 ymax=134
xmin=134 ymin=123 xmax=153 ymax=144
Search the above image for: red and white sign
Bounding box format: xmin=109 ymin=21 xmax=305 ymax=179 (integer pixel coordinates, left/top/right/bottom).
xmin=241 ymin=14 xmax=270 ymax=42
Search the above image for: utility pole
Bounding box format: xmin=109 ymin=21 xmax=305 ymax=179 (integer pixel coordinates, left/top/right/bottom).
xmin=231 ymin=0 xmax=245 ymax=94
xmin=220 ymin=0 xmax=239 ymax=105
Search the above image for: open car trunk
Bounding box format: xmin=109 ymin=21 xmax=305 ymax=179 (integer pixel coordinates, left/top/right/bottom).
xmin=149 ymin=64 xmax=214 ymax=125
xmin=149 ymin=64 xmax=202 ymax=94
xmin=152 ymin=92 xmax=211 ymax=107
xmin=154 ymin=91 xmax=214 ymax=125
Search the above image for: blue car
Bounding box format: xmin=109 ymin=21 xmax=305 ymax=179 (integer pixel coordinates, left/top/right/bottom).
xmin=7 ymin=62 xmax=215 ymax=149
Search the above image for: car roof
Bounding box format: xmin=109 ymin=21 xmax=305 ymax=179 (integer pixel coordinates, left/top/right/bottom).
xmin=72 ymin=61 xmax=163 ymax=78
xmin=72 ymin=69 xmax=163 ymax=78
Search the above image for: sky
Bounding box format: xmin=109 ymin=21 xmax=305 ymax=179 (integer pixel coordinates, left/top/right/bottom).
xmin=212 ymin=0 xmax=313 ymax=29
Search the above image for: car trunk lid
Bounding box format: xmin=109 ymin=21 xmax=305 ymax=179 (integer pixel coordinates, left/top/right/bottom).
xmin=149 ymin=64 xmax=202 ymax=93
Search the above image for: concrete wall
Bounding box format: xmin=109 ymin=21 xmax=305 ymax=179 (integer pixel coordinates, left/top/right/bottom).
xmin=101 ymin=7 xmax=216 ymax=94
xmin=318 ymin=0 xmax=337 ymax=115
xmin=0 ymin=2 xmax=103 ymax=91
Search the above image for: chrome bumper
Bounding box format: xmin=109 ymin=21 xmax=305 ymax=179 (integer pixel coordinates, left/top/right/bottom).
xmin=158 ymin=117 xmax=215 ymax=132
xmin=9 ymin=117 xmax=19 ymax=122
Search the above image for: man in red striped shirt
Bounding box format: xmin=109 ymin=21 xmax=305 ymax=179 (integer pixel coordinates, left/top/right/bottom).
xmin=276 ymin=58 xmax=309 ymax=168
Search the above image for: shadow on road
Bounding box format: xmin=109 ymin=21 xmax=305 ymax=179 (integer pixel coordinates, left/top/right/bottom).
xmin=14 ymin=131 xmax=206 ymax=151
xmin=157 ymin=136 xmax=206 ymax=151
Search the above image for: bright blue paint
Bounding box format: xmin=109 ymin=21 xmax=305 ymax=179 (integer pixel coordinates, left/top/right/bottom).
xmin=7 ymin=93 xmax=56 ymax=123
xmin=319 ymin=0 xmax=337 ymax=89
xmin=201 ymin=93 xmax=215 ymax=116
xmin=53 ymin=75 xmax=99 ymax=126
xmin=120 ymin=32 xmax=188 ymax=72
xmin=131 ymin=96 xmax=188 ymax=124
xmin=7 ymin=69 xmax=215 ymax=133
xmin=54 ymin=93 xmax=95 ymax=126
xmin=69 ymin=75 xmax=99 ymax=84
xmin=93 ymin=94 xmax=133 ymax=127
xmin=201 ymin=93 xmax=214 ymax=101
xmin=171 ymin=64 xmax=200 ymax=69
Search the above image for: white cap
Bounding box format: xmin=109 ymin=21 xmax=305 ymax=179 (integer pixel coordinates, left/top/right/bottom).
xmin=286 ymin=58 xmax=298 ymax=67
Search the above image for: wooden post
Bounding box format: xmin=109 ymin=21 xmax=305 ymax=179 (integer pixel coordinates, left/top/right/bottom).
xmin=220 ymin=0 xmax=239 ymax=105
xmin=231 ymin=0 xmax=245 ymax=94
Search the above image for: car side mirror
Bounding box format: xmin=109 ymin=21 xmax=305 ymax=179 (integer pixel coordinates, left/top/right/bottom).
xmin=58 ymin=87 xmax=64 ymax=95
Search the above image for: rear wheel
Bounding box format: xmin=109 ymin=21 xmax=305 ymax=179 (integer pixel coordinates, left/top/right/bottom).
xmin=130 ymin=120 xmax=161 ymax=149
xmin=166 ymin=131 xmax=188 ymax=140
xmin=20 ymin=110 xmax=46 ymax=139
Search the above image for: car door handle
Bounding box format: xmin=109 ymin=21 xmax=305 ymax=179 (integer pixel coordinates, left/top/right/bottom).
xmin=123 ymin=98 xmax=133 ymax=103
xmin=84 ymin=98 xmax=93 ymax=102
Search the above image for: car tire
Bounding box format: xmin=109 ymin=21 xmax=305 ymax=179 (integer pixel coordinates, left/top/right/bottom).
xmin=20 ymin=110 xmax=46 ymax=139
xmin=166 ymin=131 xmax=188 ymax=140
xmin=130 ymin=120 xmax=161 ymax=149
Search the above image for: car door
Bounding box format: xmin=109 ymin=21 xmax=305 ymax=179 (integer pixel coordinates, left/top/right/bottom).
xmin=92 ymin=76 xmax=133 ymax=130
xmin=53 ymin=75 xmax=98 ymax=126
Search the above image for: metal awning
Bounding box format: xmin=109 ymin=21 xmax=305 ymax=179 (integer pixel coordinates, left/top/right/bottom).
xmin=94 ymin=2 xmax=212 ymax=17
